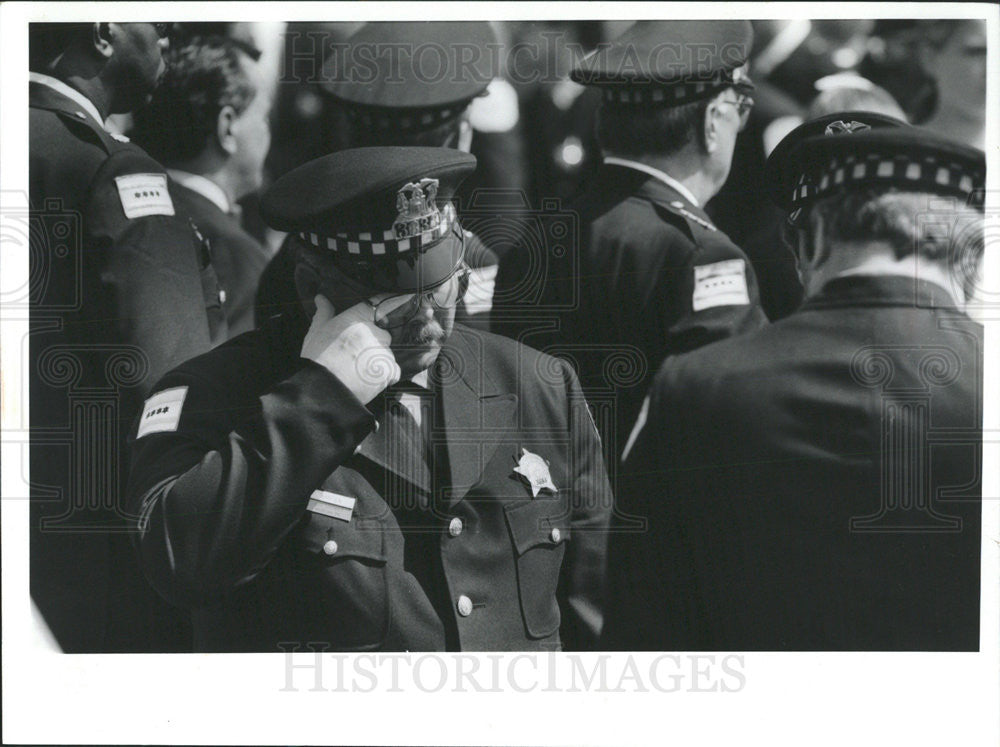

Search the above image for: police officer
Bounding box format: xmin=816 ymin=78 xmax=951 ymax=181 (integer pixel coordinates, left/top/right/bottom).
xmin=255 ymin=21 xmax=502 ymax=330
xmin=603 ymin=114 xmax=985 ymax=650
xmin=127 ymin=147 xmax=612 ymax=651
xmin=29 ymin=22 xmax=229 ymax=651
xmin=552 ymin=20 xmax=768 ymax=463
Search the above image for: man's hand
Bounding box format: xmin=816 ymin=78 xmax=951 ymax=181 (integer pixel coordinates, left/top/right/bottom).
xmin=301 ymin=295 xmax=400 ymax=404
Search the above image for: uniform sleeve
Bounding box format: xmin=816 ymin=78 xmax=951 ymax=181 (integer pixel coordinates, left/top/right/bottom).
xmin=124 ymin=359 xmax=377 ymax=609
xmin=84 ymin=148 xmax=226 ymax=391
xmin=662 ymin=234 xmax=768 ymax=356
xmin=557 ymin=359 xmax=613 ymax=650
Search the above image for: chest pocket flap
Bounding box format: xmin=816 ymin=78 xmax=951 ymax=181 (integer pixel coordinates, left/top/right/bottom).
xmin=504 ymin=498 xmax=572 ymax=555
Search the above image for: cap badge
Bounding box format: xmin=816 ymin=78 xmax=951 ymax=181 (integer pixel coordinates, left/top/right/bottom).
xmin=394 ymin=178 xmax=441 ymax=239
xmin=513 ymin=448 xmax=557 ymax=498
xmin=824 ymin=120 xmax=871 ymax=136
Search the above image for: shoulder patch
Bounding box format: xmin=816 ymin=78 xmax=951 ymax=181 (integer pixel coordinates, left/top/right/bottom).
xmin=114 ymin=173 xmax=174 ymax=218
xmin=137 ymin=386 xmax=188 ymax=439
xmin=692 ymin=259 xmax=750 ymax=311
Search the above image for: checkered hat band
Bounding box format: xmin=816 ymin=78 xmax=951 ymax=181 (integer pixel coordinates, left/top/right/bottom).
xmin=346 ymin=105 xmax=460 ymax=132
xmin=300 ymin=203 xmax=456 ymax=257
xmin=601 ymin=68 xmax=734 ymax=105
xmin=791 ymin=153 xmax=982 ymax=206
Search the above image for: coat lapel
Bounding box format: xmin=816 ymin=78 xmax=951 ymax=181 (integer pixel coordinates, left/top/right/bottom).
xmin=434 ymin=326 xmax=517 ymax=506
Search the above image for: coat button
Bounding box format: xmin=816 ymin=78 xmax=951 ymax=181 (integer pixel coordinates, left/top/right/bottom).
xmin=549 ymin=527 xmax=562 ymax=543
xmin=322 ymin=540 xmax=338 ymax=555
xmin=457 ymin=595 xmax=473 ymax=617
xmin=219 ymin=289 xmax=227 ymax=305
xmin=448 ymin=517 xmax=464 ymax=537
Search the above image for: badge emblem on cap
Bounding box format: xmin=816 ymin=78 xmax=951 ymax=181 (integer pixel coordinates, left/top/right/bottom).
xmin=513 ymin=448 xmax=558 ymax=498
xmin=394 ymin=178 xmax=441 ymax=239
xmin=824 ymin=120 xmax=871 ymax=136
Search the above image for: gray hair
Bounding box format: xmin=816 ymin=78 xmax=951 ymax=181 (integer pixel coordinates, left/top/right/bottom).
xmin=803 ymin=188 xmax=983 ymax=296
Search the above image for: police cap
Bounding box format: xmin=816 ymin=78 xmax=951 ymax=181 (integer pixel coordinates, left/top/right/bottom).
xmin=261 ymin=146 xmax=477 ymax=293
xmin=322 ymin=21 xmax=498 ymax=133
xmin=570 ymin=20 xmax=755 ymax=107
xmin=765 ymin=111 xmax=985 ymax=224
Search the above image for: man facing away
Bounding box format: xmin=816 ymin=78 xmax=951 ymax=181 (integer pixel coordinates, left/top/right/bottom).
xmin=513 ymin=20 xmax=768 ymax=465
xmin=603 ymin=113 xmax=984 ymax=651
xmin=132 ymin=34 xmax=273 ymax=336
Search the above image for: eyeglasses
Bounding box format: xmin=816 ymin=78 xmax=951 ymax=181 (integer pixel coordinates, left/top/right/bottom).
xmin=716 ymin=93 xmax=755 ymax=131
xmin=367 ymin=263 xmax=471 ymax=329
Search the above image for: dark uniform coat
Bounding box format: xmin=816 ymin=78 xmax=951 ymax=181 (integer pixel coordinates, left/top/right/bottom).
xmin=126 ymin=314 xmax=611 ymax=651
xmin=170 ymin=181 xmax=270 ymax=336
xmin=562 ymin=163 xmax=768 ymax=461
xmin=603 ymin=276 xmax=982 ymax=651
xmin=29 ymin=79 xmax=228 ymax=652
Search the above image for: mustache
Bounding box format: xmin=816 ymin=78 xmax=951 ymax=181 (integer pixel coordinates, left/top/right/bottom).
xmin=397 ymin=318 xmax=446 ymax=347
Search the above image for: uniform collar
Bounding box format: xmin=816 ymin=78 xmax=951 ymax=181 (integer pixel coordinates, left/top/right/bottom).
xmin=29 ymin=72 xmax=104 ymax=128
xmin=804 ymin=273 xmax=965 ymax=312
xmin=167 ymin=169 xmax=232 ymax=214
xmin=602 ymin=156 xmax=702 ymax=208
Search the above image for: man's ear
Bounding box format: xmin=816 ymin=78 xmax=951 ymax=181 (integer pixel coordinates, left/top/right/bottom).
xmin=703 ymin=98 xmax=720 ymax=154
xmin=456 ymin=118 xmax=474 ymax=153
xmin=216 ymin=105 xmax=238 ymax=155
xmin=293 ymin=261 xmax=321 ymax=306
xmin=92 ymin=22 xmax=114 ymax=60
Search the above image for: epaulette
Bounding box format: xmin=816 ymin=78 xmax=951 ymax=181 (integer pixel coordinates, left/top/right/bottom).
xmin=661 ymin=200 xmax=717 ymax=232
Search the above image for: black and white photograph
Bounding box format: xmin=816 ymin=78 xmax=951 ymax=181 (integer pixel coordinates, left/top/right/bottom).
xmin=2 ymin=3 xmax=997 ymax=745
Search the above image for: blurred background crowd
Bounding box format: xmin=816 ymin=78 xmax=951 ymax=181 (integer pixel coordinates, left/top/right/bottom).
xmin=114 ymin=18 xmax=987 ymax=323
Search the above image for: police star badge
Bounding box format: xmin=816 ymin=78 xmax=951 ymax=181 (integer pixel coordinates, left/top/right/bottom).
xmin=513 ymin=448 xmax=558 ymax=498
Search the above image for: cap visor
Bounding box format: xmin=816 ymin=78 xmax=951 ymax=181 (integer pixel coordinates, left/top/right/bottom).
xmin=338 ymin=231 xmax=465 ymax=294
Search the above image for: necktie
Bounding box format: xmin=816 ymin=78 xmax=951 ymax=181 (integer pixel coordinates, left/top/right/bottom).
xmin=380 ymin=382 xmax=431 ymax=473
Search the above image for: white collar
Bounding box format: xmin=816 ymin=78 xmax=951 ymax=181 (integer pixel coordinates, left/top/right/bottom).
xmin=409 ymin=369 xmax=430 ymax=390
xmin=30 ymin=72 xmax=105 ymax=128
xmin=602 ymin=156 xmax=702 ymax=208
xmin=167 ymin=169 xmax=231 ymax=214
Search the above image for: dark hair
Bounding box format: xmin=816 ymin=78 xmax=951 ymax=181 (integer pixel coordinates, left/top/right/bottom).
xmin=595 ymin=97 xmax=708 ymax=158
xmin=29 ymin=22 xmax=92 ymax=70
xmin=131 ymin=36 xmax=256 ymax=164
